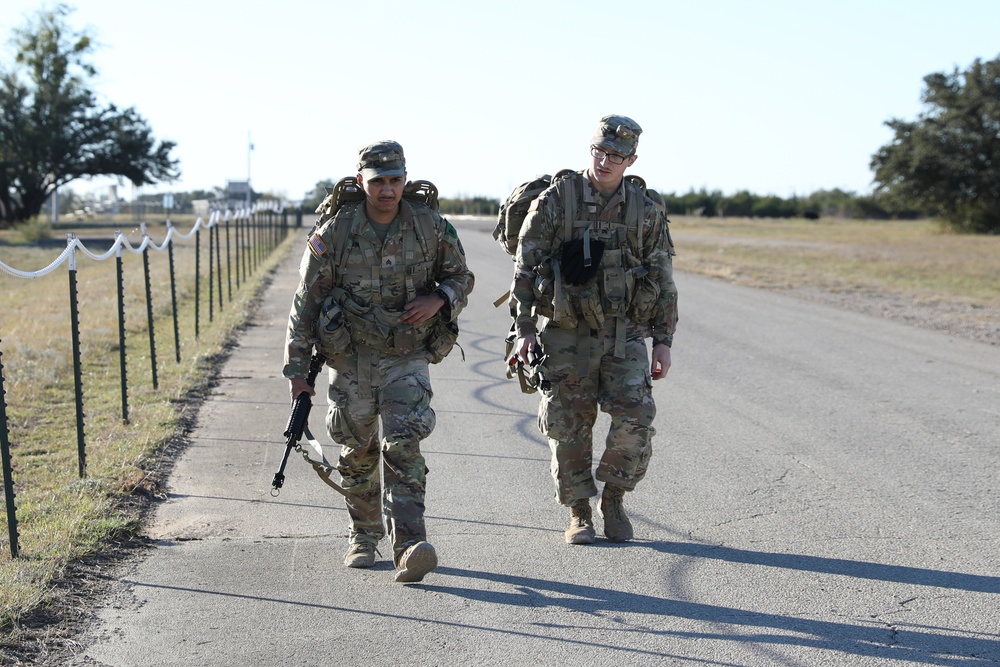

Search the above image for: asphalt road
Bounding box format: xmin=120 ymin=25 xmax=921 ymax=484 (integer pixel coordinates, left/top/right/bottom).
xmin=69 ymin=218 xmax=1000 ymax=666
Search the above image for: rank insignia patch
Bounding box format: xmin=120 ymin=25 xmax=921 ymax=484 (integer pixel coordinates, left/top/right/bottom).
xmin=308 ymin=234 xmax=328 ymax=258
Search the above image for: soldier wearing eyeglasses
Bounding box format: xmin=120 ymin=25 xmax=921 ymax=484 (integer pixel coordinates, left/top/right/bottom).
xmin=509 ymin=114 xmax=678 ymax=544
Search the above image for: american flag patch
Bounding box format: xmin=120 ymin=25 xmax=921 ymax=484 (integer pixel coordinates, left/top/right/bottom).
xmin=308 ymin=234 xmax=327 ymax=258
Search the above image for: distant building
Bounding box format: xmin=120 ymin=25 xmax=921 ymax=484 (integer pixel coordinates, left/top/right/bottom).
xmin=226 ymin=180 xmax=253 ymax=210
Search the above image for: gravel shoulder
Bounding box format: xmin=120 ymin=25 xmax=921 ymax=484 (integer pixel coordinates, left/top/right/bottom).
xmin=770 ymin=284 xmax=999 ymax=347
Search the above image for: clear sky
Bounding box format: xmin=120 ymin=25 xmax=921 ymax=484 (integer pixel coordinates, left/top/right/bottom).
xmin=2 ymin=0 xmax=999 ymax=203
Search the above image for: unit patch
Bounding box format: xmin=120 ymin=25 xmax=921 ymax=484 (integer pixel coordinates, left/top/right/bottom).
xmin=308 ymin=234 xmax=328 ymax=258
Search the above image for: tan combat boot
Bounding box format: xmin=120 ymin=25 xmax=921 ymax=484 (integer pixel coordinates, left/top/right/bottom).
xmin=564 ymin=498 xmax=596 ymax=544
xmin=598 ymin=484 xmax=633 ymax=542
xmin=344 ymin=541 xmax=378 ymax=568
xmin=394 ymin=541 xmax=438 ymax=583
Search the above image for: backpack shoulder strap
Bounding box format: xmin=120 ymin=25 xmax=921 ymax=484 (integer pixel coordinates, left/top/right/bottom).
xmin=402 ymin=200 xmax=439 ymax=259
xmin=329 ymin=202 xmax=364 ymax=275
xmin=551 ymin=169 xmax=578 ymax=242
xmin=623 ymin=174 xmax=647 ymax=249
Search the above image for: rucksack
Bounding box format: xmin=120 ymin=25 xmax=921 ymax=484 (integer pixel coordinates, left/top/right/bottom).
xmin=492 ymin=169 xmax=576 ymax=257
xmin=492 ymin=171 xmax=655 ymax=258
xmin=309 ymin=175 xmax=442 ymax=284
xmin=314 ymin=176 xmax=439 ymax=227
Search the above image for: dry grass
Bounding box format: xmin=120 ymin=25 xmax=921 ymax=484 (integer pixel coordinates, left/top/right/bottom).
xmin=0 ymin=217 xmax=295 ymax=639
xmin=670 ymin=216 xmax=1000 ymax=313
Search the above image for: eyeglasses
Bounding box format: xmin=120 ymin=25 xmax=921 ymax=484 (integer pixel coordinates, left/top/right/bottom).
xmin=590 ymin=146 xmax=629 ymax=165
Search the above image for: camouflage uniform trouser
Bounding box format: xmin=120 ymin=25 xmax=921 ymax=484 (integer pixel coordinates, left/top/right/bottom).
xmin=325 ymin=347 xmax=435 ymax=565
xmin=537 ymin=319 xmax=656 ymax=505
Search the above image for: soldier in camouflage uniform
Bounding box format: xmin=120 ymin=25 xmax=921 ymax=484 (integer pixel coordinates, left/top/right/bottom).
xmin=510 ymin=115 xmax=678 ymax=544
xmin=284 ymin=140 xmax=474 ymax=582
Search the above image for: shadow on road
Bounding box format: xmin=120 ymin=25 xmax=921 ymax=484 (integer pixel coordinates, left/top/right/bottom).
xmin=427 ymin=565 xmax=999 ymax=665
xmin=649 ymin=541 xmax=1000 ymax=594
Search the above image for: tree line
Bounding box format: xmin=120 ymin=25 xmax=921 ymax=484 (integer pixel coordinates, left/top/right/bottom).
xmin=306 ymin=186 xmax=925 ymax=221
xmin=2 ymin=7 xmax=999 ymax=233
xmin=655 ymin=187 xmax=925 ymax=220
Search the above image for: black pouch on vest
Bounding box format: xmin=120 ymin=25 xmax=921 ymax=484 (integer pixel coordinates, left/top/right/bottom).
xmin=560 ymin=237 xmax=605 ymax=286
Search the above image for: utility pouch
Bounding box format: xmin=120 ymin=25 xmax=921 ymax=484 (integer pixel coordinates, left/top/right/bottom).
xmin=600 ymin=248 xmax=630 ymax=317
xmin=317 ymin=296 xmax=352 ymax=357
xmin=627 ymin=272 xmax=660 ymax=324
xmin=427 ymin=318 xmax=460 ymax=364
xmin=392 ymin=325 xmax=419 ymax=356
xmin=574 ymin=287 xmax=605 ymax=329
xmin=532 ymin=269 xmax=555 ymax=319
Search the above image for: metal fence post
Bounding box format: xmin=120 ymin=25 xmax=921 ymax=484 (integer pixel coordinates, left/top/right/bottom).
xmin=225 ymin=215 xmax=232 ymax=303
xmin=253 ymin=208 xmax=260 ymax=272
xmin=215 ymin=221 xmax=223 ymax=313
xmin=208 ymin=218 xmax=215 ymax=323
xmin=167 ymin=222 xmax=181 ymax=363
xmin=1 ymin=343 xmax=19 ymax=558
xmin=239 ymin=210 xmax=247 ymax=286
xmin=234 ymin=211 xmax=242 ymax=290
xmin=115 ymin=235 xmax=130 ymax=424
xmin=141 ymin=226 xmax=159 ymax=390
xmin=67 ymin=235 xmax=88 ymax=477
xmin=195 ymin=226 xmax=201 ymax=338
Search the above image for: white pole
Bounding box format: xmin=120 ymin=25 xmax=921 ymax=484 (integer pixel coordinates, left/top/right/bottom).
xmin=247 ymin=131 xmax=253 ymax=209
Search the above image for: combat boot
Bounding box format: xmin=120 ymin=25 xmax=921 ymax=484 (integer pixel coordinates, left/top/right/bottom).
xmin=394 ymin=541 xmax=438 ymax=583
xmin=598 ymin=484 xmax=633 ymax=542
xmin=344 ymin=541 xmax=378 ymax=568
xmin=564 ymin=498 xmax=596 ymax=544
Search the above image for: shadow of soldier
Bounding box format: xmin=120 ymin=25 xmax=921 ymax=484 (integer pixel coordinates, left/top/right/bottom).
xmin=422 ymin=563 xmax=999 ymax=664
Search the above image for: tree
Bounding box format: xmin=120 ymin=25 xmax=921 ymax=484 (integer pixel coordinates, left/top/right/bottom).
xmin=303 ymin=179 xmax=337 ymax=211
xmin=871 ymin=55 xmax=1000 ymax=233
xmin=0 ymin=5 xmax=178 ymax=225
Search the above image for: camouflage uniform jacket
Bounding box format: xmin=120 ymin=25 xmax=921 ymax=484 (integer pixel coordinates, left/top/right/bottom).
xmin=283 ymin=199 xmax=474 ymax=379
xmin=511 ymin=171 xmax=677 ymax=345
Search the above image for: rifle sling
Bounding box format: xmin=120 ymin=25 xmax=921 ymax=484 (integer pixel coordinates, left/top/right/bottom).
xmin=293 ymin=424 xmax=377 ymax=514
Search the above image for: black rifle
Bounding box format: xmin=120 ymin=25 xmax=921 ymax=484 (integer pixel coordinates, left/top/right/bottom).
xmin=506 ymin=332 xmax=551 ymax=392
xmin=272 ymin=353 xmax=326 ymax=492
xmin=526 ymin=346 xmax=551 ymax=391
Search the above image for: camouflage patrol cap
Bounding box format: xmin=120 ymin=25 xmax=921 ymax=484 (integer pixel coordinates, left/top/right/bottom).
xmin=357 ymin=140 xmax=406 ymax=179
xmin=591 ymin=114 xmax=642 ymax=156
